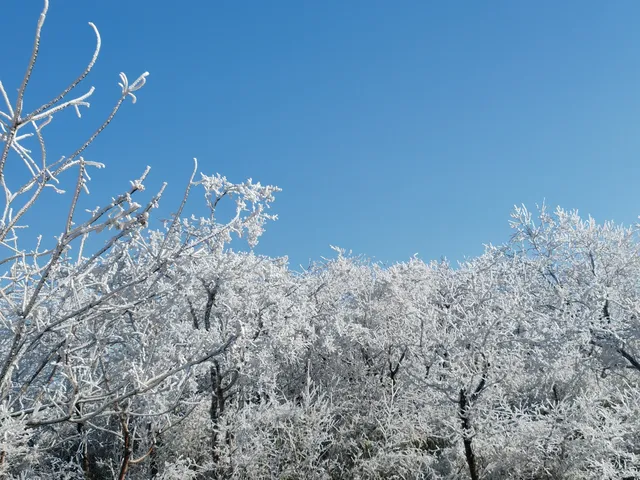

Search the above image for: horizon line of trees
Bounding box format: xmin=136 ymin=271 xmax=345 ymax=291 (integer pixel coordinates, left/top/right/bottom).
xmin=1 ymin=3 xmax=640 ymax=479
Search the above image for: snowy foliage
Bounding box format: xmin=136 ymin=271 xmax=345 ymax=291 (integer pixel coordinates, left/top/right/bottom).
xmin=1 ymin=3 xmax=640 ymax=479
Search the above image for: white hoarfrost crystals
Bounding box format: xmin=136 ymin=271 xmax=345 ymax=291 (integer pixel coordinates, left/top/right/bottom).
xmin=196 ymin=172 xmax=281 ymax=249
xmin=0 ymin=2 xmax=280 ymax=479
xmin=2 ymin=2 xmax=640 ymax=480
xmin=118 ymin=72 xmax=150 ymax=104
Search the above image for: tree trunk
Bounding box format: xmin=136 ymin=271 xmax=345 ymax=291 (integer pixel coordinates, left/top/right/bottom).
xmin=459 ymin=388 xmax=479 ymax=480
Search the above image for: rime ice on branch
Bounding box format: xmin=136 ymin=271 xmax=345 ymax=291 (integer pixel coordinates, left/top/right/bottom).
xmin=0 ymin=2 xmax=280 ymax=477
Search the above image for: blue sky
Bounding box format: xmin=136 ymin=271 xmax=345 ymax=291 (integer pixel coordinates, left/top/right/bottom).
xmin=4 ymin=1 xmax=640 ymax=269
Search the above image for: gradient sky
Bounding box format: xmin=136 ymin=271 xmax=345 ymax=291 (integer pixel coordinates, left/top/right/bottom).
xmin=3 ymin=1 xmax=640 ymax=269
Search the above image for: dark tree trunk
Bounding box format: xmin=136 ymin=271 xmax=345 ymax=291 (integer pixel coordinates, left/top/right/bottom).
xmin=459 ymin=388 xmax=479 ymax=480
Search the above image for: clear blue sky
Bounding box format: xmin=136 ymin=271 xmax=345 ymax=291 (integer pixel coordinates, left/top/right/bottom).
xmin=4 ymin=1 xmax=640 ymax=268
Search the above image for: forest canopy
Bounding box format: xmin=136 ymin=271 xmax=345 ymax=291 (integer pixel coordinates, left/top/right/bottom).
xmin=1 ymin=3 xmax=639 ymax=479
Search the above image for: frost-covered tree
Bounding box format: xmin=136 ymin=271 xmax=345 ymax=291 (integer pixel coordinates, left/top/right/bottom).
xmin=3 ymin=2 xmax=640 ymax=480
xmin=0 ymin=2 xmax=279 ymax=478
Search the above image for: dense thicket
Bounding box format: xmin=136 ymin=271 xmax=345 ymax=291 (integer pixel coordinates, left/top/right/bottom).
xmin=2 ymin=3 xmax=640 ymax=479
